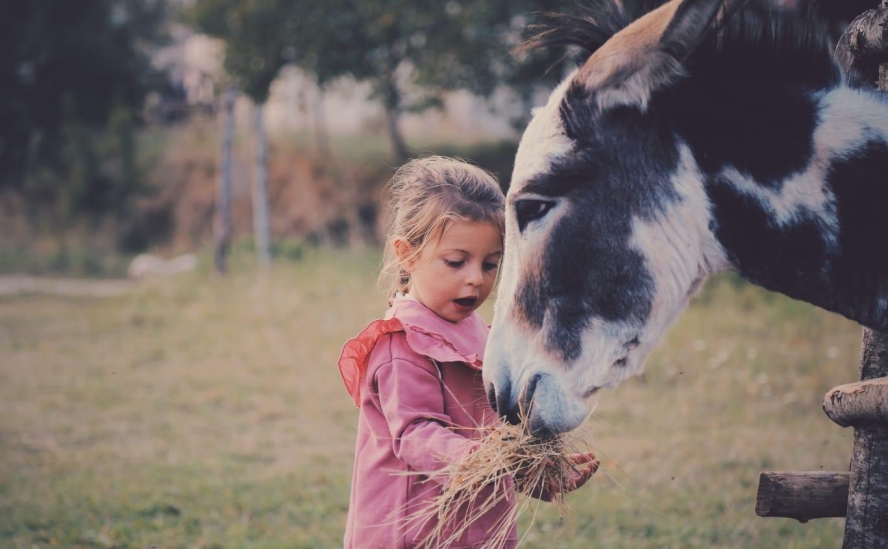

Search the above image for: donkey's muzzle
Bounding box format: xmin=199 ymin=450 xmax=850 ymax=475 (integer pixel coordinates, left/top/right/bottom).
xmin=488 ymin=372 xmax=564 ymax=438
xmin=487 ymin=367 xmax=591 ymax=438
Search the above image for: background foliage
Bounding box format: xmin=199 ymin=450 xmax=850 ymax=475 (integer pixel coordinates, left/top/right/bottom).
xmin=0 ymin=0 xmax=168 ymax=228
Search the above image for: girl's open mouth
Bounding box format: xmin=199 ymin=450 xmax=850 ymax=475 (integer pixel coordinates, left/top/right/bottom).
xmin=453 ymin=297 xmax=478 ymax=310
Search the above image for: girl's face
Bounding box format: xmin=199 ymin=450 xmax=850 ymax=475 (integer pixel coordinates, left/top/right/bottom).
xmin=398 ymin=220 xmax=503 ymax=323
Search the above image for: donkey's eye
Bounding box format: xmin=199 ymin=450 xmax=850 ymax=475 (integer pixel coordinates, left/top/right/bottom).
xmin=515 ymin=199 xmax=555 ymax=232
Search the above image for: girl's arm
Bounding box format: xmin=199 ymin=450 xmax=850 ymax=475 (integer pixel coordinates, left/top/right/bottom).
xmin=374 ymin=358 xmax=478 ymax=477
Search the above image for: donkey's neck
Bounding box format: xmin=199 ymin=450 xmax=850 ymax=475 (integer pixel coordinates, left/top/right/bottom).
xmin=706 ymin=86 xmax=888 ymax=331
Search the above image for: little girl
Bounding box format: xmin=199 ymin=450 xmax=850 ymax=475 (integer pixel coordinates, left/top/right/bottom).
xmin=338 ymin=156 xmax=598 ymax=549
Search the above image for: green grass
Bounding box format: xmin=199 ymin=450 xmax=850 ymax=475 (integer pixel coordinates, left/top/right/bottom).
xmin=0 ymin=243 xmax=134 ymax=278
xmin=0 ymin=249 xmax=861 ymax=548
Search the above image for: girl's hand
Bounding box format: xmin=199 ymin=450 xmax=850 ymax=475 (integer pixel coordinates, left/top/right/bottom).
xmin=517 ymin=451 xmax=600 ymax=501
xmin=560 ymin=451 xmax=600 ymax=494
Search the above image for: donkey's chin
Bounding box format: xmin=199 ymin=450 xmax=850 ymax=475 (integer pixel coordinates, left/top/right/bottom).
xmin=526 ymin=374 xmax=593 ymax=438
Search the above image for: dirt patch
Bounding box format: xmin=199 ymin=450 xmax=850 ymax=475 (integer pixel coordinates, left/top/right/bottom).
xmin=144 ymin=127 xmax=388 ymax=254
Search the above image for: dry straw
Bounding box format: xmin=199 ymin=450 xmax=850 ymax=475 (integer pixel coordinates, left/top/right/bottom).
xmin=404 ymin=421 xmax=593 ymax=549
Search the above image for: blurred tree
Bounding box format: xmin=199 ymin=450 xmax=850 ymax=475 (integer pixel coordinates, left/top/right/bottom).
xmin=189 ymin=0 xmax=286 ymax=268
xmin=188 ymin=0 xmax=566 ymax=163
xmin=305 ymin=0 xmax=566 ymax=162
xmin=188 ymin=0 xmax=568 ymax=267
xmin=0 ymin=0 xmax=169 ymax=227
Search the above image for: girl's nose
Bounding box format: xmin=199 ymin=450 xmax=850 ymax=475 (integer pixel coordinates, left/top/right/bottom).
xmin=466 ymin=263 xmax=483 ymax=286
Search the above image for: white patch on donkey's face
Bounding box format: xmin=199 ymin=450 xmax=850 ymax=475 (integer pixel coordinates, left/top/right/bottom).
xmin=569 ymin=145 xmax=728 ymax=392
xmin=491 ymin=72 xmax=578 ymax=358
xmin=486 ymin=72 xmax=587 ymax=435
xmin=510 ymin=73 xmax=578 ymax=193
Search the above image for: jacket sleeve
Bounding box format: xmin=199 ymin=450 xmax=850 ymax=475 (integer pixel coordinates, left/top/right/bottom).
xmin=373 ymin=357 xmax=478 ymax=477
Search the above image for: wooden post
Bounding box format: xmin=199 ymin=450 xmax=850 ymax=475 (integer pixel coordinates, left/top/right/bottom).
xmin=838 ymin=330 xmax=888 ymax=549
xmin=252 ymin=101 xmax=272 ymax=268
xmin=831 ymin=9 xmax=888 ymax=545
xmin=834 ymin=6 xmax=888 ymax=88
xmin=882 ymin=0 xmax=888 ymax=89
xmin=214 ymin=84 xmax=235 ymax=275
xmin=823 ymin=378 xmax=888 ymax=428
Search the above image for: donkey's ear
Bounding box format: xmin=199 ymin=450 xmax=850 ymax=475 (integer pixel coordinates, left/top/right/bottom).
xmin=575 ymin=0 xmax=732 ymax=112
xmin=660 ymin=0 xmax=727 ymax=60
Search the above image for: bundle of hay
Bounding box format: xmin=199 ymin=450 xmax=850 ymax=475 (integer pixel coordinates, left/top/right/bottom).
xmin=407 ymin=422 xmax=594 ymax=549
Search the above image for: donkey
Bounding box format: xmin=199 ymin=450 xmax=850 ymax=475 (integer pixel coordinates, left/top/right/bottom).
xmin=483 ymin=0 xmax=888 ymax=437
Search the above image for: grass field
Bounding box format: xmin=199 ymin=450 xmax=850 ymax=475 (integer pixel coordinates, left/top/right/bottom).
xmin=0 ymin=248 xmax=863 ymax=548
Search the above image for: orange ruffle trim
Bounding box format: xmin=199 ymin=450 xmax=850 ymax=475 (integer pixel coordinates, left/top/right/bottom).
xmin=338 ymin=318 xmax=484 ymax=407
xmin=338 ymin=318 xmax=406 ymax=407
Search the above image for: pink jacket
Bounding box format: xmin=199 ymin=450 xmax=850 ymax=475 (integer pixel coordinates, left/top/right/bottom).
xmin=339 ymin=297 xmax=517 ymax=549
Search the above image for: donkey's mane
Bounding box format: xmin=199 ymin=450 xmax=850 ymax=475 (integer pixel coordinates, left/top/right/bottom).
xmin=522 ymin=0 xmax=839 ymax=89
xmin=519 ymin=0 xmax=660 ymax=58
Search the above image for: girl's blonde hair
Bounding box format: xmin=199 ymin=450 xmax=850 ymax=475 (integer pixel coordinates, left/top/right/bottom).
xmin=380 ymin=156 xmax=506 ymax=304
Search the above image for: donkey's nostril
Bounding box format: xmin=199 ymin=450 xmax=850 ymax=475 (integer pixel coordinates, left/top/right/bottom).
xmin=500 ymin=373 xmax=543 ymax=426
xmin=489 ymin=378 xmax=511 ymax=415
xmin=504 ymin=410 xmax=522 ymax=425
xmin=490 ymin=378 xmax=523 ymax=425
xmin=520 ymin=373 xmax=542 ymax=419
xmin=529 ymin=421 xmax=557 ymax=440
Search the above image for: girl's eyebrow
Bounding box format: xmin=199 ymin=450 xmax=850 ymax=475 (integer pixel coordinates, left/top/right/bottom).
xmin=443 ymin=248 xmax=504 ymax=256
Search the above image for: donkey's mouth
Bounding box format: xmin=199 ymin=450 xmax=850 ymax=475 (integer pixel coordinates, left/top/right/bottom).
xmin=453 ymin=296 xmax=478 ymax=309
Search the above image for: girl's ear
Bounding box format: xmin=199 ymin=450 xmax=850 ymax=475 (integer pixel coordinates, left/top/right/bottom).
xmin=393 ymin=238 xmax=415 ymax=272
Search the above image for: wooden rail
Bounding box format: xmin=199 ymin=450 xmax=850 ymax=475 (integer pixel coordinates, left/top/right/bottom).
xmin=755 ymin=472 xmax=849 ymax=523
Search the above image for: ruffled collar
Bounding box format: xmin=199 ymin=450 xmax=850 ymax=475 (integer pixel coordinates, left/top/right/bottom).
xmin=338 ymin=296 xmax=489 ymax=406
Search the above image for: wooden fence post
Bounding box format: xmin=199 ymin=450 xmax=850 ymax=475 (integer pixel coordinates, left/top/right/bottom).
xmin=837 ymin=4 xmax=888 ymax=545
xmin=837 ymin=330 xmax=888 ymax=548
xmin=214 ymin=84 xmax=235 ymax=275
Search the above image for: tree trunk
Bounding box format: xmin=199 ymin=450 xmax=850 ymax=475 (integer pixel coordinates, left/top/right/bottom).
xmin=252 ymin=102 xmax=272 ymax=268
xmin=214 ymin=84 xmax=235 ymax=275
xmin=385 ymin=103 xmax=408 ymax=164
xmin=380 ymin=70 xmax=408 ymax=163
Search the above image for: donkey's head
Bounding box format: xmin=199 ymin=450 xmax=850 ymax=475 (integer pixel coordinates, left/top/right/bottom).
xmin=484 ymin=0 xmax=747 ymax=437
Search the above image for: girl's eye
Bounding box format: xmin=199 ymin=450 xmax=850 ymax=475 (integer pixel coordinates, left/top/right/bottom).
xmin=483 ymin=262 xmax=499 ymax=271
xmin=444 ymin=259 xmax=464 ymax=268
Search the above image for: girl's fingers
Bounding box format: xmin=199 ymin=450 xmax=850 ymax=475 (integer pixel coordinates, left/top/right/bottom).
xmin=566 ymin=458 xmax=601 ymax=492
xmin=568 ymin=452 xmax=597 ymax=465
xmin=588 ymin=459 xmax=601 ymax=473
xmin=533 ymin=453 xmax=601 ymax=497
xmin=579 ymin=461 xmax=598 ymax=480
